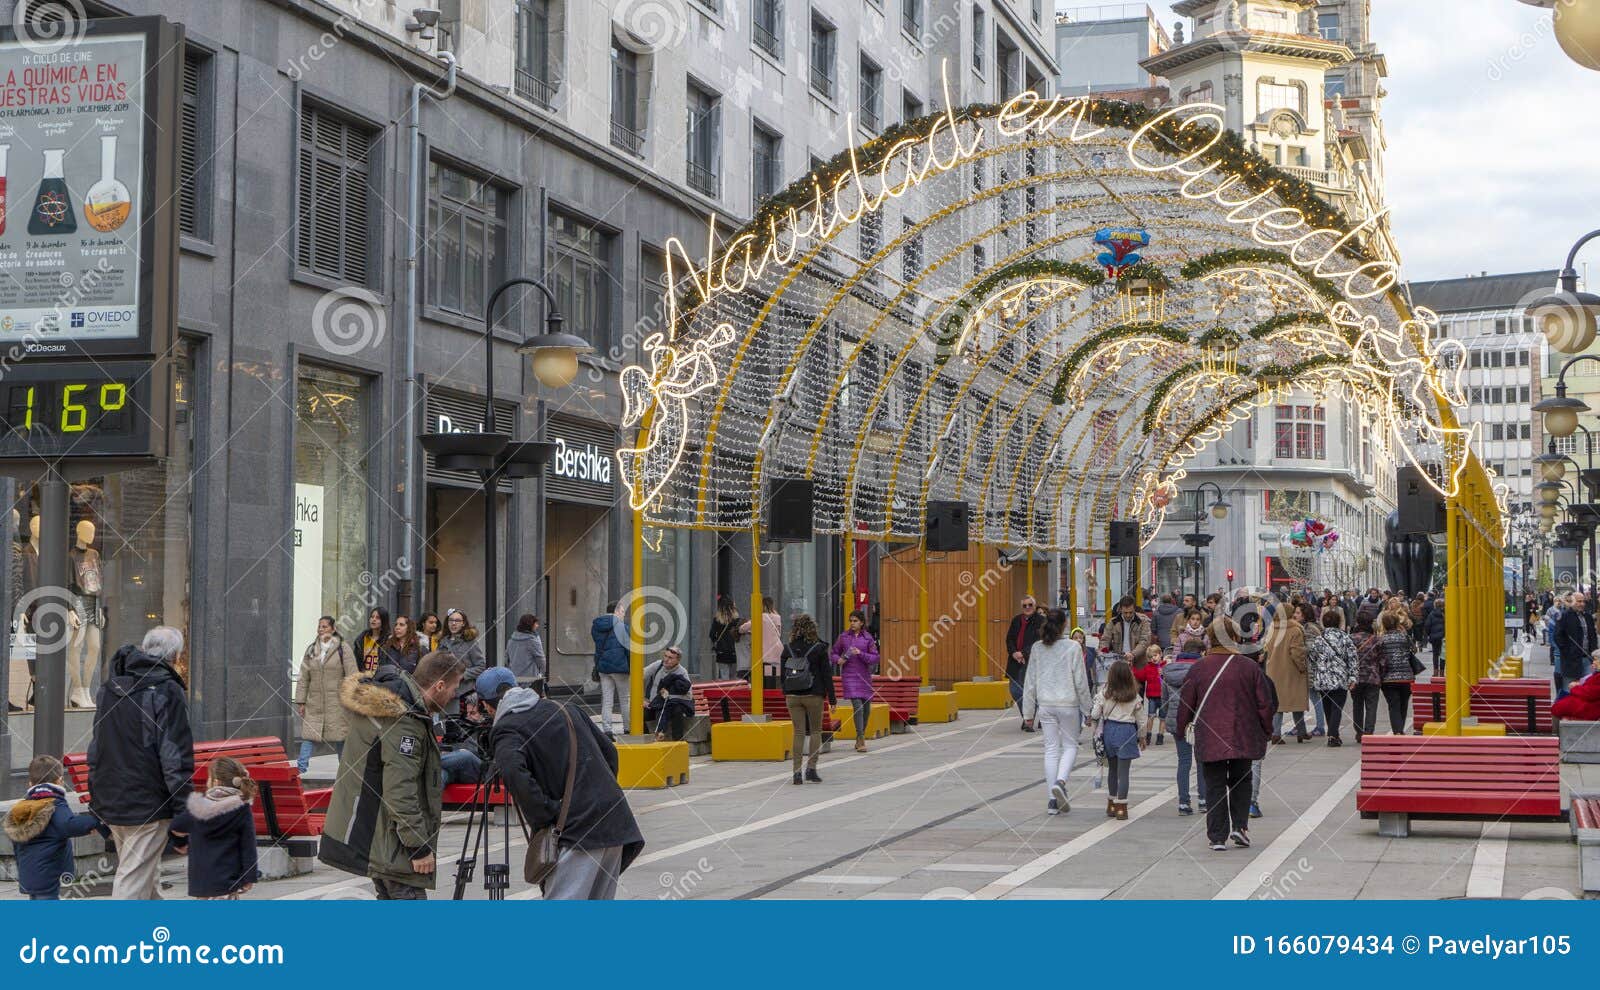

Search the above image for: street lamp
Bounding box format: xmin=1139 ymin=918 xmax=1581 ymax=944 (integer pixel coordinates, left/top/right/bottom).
xmin=1534 ymin=353 xmax=1600 ymax=439
xmin=1525 ymin=228 xmax=1600 ymax=352
xmin=418 ymin=276 xmax=584 ymax=666
xmin=1180 ymin=482 xmax=1230 ymax=599
xmin=1518 ymin=0 xmax=1600 ymax=71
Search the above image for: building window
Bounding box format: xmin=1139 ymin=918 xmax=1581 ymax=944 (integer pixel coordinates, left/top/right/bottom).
xmin=1258 ymin=80 xmax=1303 ymax=115
xmin=902 ymin=0 xmax=924 ymax=38
xmin=1274 ymin=404 xmax=1326 ymax=459
xmin=547 ymin=210 xmax=614 ymax=351
xmin=972 ymin=5 xmax=985 ymax=72
xmin=752 ymin=122 xmax=782 ymax=204
xmin=902 ymin=217 xmax=922 ymax=283
xmin=753 ymin=0 xmax=782 ymax=57
xmin=1032 ymin=0 xmax=1042 ymax=25
xmin=295 ymin=363 xmax=372 ymax=666
xmin=179 ymin=49 xmax=213 ymax=240
xmin=425 ymin=161 xmax=509 ymax=320
xmin=859 ymin=206 xmax=881 ymax=260
xmin=1324 ymin=75 xmax=1347 ymax=99
xmin=972 ymin=243 xmax=985 ymax=278
xmin=996 ymin=36 xmax=1019 ymax=97
xmin=1318 ymin=11 xmax=1341 ymax=40
xmin=859 ymin=54 xmax=883 ymax=132
xmin=609 ymin=40 xmax=645 ymax=155
xmin=295 ymin=102 xmax=375 ymax=285
xmin=902 ymin=88 xmax=924 ymax=123
xmin=810 ymin=14 xmax=837 ymax=99
xmin=515 ymin=0 xmax=558 ymax=108
xmin=686 ymin=81 xmax=721 ymax=197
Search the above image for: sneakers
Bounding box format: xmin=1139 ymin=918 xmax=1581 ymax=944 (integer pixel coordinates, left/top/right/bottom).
xmin=1249 ymin=803 xmax=1262 ymax=819
xmin=1021 ymin=721 xmax=1034 ymax=733
xmin=805 ymin=768 xmax=822 ymax=783
xmin=1230 ymin=829 xmax=1251 ymax=848
xmin=1050 ymin=780 xmax=1070 ymax=813
xmin=1311 ymin=727 xmax=1326 ymax=737
xmin=1047 ymin=798 xmax=1061 ymax=816
xmin=1178 ymin=804 xmax=1194 ymax=816
xmin=1198 ymin=803 xmax=1209 ymax=814
xmin=1210 ymin=841 xmax=1228 ymax=852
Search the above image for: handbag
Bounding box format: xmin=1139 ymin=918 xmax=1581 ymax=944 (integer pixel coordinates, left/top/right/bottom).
xmin=1181 ymin=654 xmax=1234 ymax=746
xmin=1407 ymin=651 xmax=1426 ymax=677
xmin=523 ymin=704 xmax=579 ymax=886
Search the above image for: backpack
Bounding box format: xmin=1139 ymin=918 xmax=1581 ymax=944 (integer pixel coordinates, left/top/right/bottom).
xmin=782 ymin=642 xmax=814 ymax=693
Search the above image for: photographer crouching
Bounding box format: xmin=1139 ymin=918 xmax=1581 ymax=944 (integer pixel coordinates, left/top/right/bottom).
xmin=473 ymin=668 xmax=645 ymax=899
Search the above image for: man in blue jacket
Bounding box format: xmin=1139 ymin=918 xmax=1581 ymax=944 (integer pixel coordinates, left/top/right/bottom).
xmin=4 ymin=756 xmax=109 ymax=899
xmin=592 ymin=601 xmax=632 ymax=738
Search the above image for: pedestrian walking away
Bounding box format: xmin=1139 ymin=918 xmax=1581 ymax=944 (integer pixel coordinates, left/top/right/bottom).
xmin=1176 ymin=617 xmax=1274 ymax=852
xmin=709 ymin=595 xmax=744 ymax=681
xmin=783 ymin=613 xmax=836 ymax=784
xmin=168 ymin=756 xmax=261 ymax=900
xmin=591 ymin=601 xmax=631 ymax=737
xmin=1090 ymin=659 xmax=1147 ymax=821
xmin=1021 ymin=608 xmax=1095 ymax=815
xmin=1309 ymin=607 xmax=1357 ymax=747
xmin=4 ymin=756 xmax=109 ymax=900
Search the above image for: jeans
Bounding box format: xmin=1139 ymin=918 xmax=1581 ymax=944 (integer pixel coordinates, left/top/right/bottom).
xmin=1174 ymin=734 xmax=1205 ymax=807
xmin=1037 ymin=705 xmax=1081 ymax=794
xmin=1429 ymin=639 xmax=1444 ymax=675
xmin=541 ymin=843 xmax=624 ymax=900
xmin=1009 ymin=674 xmax=1025 ymax=716
xmin=440 ymin=748 xmax=481 ymax=787
xmin=297 ymin=739 xmax=343 ymax=773
xmin=1202 ymin=758 xmax=1253 ymax=844
xmin=1320 ymin=688 xmax=1349 ymax=739
xmin=851 ymin=697 xmax=871 ymax=742
xmin=1105 ymin=755 xmax=1131 ymax=801
xmin=1350 ymin=684 xmax=1380 ymax=737
xmin=1251 ymin=758 xmax=1263 ymax=803
xmin=1272 ymin=710 xmax=1307 ymax=738
xmin=1380 ymin=682 xmax=1412 ymax=734
xmin=1308 ymin=688 xmax=1326 ymax=733
xmin=1147 ymin=696 xmax=1165 ymax=739
xmin=787 ymin=693 xmax=826 ymax=772
xmin=599 ymin=672 xmax=630 ymax=734
xmin=715 ymin=659 xmax=736 ymax=680
xmin=373 ymin=878 xmax=427 ymax=900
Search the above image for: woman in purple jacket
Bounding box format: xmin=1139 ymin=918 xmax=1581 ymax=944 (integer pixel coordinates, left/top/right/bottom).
xmin=830 ymin=610 xmax=880 ymax=752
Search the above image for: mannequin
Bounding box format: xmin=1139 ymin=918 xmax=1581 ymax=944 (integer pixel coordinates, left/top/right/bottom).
xmin=68 ymin=519 xmax=102 ymax=709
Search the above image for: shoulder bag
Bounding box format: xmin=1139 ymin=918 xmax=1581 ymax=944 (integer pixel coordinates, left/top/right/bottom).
xmin=1181 ymin=654 xmax=1234 ymax=746
xmin=523 ymin=704 xmax=579 ymax=886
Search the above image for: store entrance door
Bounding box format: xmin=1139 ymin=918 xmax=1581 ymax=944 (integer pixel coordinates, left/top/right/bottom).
xmin=425 ymin=486 xmax=506 ymax=632
xmin=544 ymin=501 xmax=611 ymax=689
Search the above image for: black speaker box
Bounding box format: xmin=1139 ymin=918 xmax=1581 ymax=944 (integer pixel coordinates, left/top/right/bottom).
xmin=1108 ymin=520 xmax=1141 ymax=556
xmin=925 ymin=500 xmax=970 ymax=551
xmin=766 ymin=478 xmax=814 ymax=543
xmin=1395 ymin=466 xmax=1446 ymax=536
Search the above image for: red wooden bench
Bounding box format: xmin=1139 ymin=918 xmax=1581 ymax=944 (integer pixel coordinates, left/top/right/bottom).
xmin=1410 ymin=679 xmax=1552 ymax=734
xmin=859 ymin=676 xmax=922 ymax=727
xmin=691 ymin=681 xmax=837 ymax=731
xmin=1356 ymin=735 xmax=1566 ymax=837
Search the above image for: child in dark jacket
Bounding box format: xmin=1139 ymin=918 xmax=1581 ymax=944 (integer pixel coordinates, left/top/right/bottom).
xmin=168 ymin=756 xmax=260 ymax=900
xmin=3 ymin=756 xmax=108 ymax=899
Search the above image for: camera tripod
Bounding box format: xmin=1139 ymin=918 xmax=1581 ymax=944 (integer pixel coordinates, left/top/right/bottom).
xmin=450 ymin=759 xmax=529 ymax=901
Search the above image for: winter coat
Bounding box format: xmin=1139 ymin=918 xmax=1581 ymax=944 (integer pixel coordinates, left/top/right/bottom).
xmin=87 ymin=645 xmax=194 ymax=825
xmin=830 ymin=630 xmax=880 ymax=700
xmin=1263 ymin=613 xmax=1310 ymax=712
xmin=1020 ymin=638 xmax=1093 ymax=721
xmin=708 ymin=616 xmax=742 ymax=666
xmin=1353 ymin=632 xmax=1382 ymax=687
xmin=1161 ymin=657 xmax=1198 ymax=734
xmin=1553 ymin=670 xmax=1600 ymax=721
xmin=643 ymin=659 xmax=693 ymax=707
xmin=1309 ymin=627 xmax=1358 ymax=693
xmin=439 ymin=633 xmax=487 ymax=684
xmin=296 ymin=636 xmax=359 ymax=743
xmin=1090 ymin=688 xmax=1145 ymax=726
xmin=3 ymin=783 xmax=105 ymax=896
xmin=505 ymin=630 xmax=546 ymax=682
xmin=1003 ymin=611 xmax=1046 ymax=681
xmin=1424 ymin=606 xmax=1445 ymax=642
xmin=740 ymin=613 xmax=785 ymax=674
xmin=1354 ymin=596 xmax=1383 ymax=633
xmin=317 ymin=668 xmax=443 ymax=890
xmin=590 ymin=616 xmax=630 ymax=675
xmin=1174 ymin=623 xmax=1206 ymax=655
xmin=1376 ymin=631 xmax=1417 ymax=684
xmin=380 ymin=640 xmax=422 ymax=674
xmin=489 ymin=693 xmax=644 ymax=868
xmin=169 ymin=786 xmax=260 ymax=898
xmin=1555 ymin=608 xmax=1596 ymax=681
xmin=1131 ymin=659 xmax=1163 ymax=699
xmin=784 ymin=639 xmax=837 ymax=701
xmin=1176 ymin=651 xmax=1275 ymax=763
xmin=1151 ymin=601 xmax=1184 ymax=649
xmin=1100 ymin=612 xmax=1153 ymax=661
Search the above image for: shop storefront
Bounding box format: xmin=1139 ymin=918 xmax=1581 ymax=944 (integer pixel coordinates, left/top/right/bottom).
xmin=422 ymin=386 xmax=515 ymax=632
xmin=542 ymin=413 xmax=618 ymax=687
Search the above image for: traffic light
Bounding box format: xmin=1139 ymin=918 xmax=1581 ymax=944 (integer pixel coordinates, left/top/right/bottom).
xmin=1225 ymin=569 xmax=1235 ymax=582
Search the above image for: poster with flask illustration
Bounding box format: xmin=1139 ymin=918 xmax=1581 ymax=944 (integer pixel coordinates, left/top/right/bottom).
xmin=0 ymin=28 xmax=147 ymax=348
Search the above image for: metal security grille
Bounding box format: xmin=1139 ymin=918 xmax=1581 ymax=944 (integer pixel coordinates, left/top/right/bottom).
xmin=424 ymin=388 xmax=515 ymax=492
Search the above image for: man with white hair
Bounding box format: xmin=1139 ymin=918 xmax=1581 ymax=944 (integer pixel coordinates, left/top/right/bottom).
xmin=86 ymin=626 xmax=195 ymax=898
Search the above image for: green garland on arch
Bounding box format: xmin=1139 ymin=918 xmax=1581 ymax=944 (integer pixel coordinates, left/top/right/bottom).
xmin=1051 ymin=321 xmax=1191 ymax=405
xmin=1140 ymin=361 xmax=1207 ymax=433
xmin=1247 ymin=311 xmax=1333 ymax=339
xmin=933 ymin=259 xmax=1105 ymax=364
xmin=1112 ymin=261 xmax=1172 ymax=290
xmin=1179 ymin=248 xmax=1344 ymax=305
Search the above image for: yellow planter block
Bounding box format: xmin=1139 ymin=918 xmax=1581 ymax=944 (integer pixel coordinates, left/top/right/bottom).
xmin=1422 ymin=721 xmax=1508 ymax=737
xmin=917 ymin=690 xmax=959 ymax=724
xmin=954 ymin=680 xmax=1013 ymax=710
xmin=835 ymin=701 xmax=891 ymax=740
xmin=711 ymin=720 xmax=793 ymax=761
xmin=615 ymin=741 xmax=690 ymax=789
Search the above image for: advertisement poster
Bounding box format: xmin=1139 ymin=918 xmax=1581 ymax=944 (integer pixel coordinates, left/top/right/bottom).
xmin=289 ymin=483 xmax=324 ymax=689
xmin=0 ymin=30 xmax=145 ymax=348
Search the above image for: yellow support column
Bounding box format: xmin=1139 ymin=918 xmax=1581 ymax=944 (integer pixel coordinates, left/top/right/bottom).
xmin=919 ymin=542 xmax=931 ymax=686
xmin=751 ymin=525 xmax=764 ymax=716
xmin=975 ymin=543 xmax=988 ymax=677
xmin=1444 ymin=498 xmax=1463 ymax=736
xmin=630 ymin=505 xmax=646 ymax=736
xmin=1104 ymin=547 xmax=1113 ymax=619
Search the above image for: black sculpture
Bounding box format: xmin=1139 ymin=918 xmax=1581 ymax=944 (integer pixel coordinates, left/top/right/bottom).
xmin=1384 ymin=510 xmax=1436 ymax=596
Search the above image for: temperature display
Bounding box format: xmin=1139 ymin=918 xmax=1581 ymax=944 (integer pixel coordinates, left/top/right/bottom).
xmin=0 ymin=361 xmax=162 ymax=461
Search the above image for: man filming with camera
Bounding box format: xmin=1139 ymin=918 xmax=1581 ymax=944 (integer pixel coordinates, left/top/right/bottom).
xmin=474 ymin=668 xmax=645 ymax=899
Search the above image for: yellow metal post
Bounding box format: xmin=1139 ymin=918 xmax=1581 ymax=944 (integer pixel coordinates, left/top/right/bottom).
xmin=1445 ymin=498 xmax=1462 ymax=735
xmin=975 ymin=543 xmax=989 ymax=679
xmin=919 ymin=541 xmax=931 ymax=686
xmin=751 ymin=525 xmax=764 ymax=716
xmin=843 ymin=533 xmax=854 ymax=626
xmin=1104 ymin=547 xmax=1113 ymax=619
xmin=630 ymin=505 xmax=646 ymax=736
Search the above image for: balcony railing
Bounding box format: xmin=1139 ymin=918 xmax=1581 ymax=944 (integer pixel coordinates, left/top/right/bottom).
xmin=810 ymin=65 xmax=834 ymax=99
xmin=610 ymin=119 xmax=645 ymax=156
xmin=902 ymin=8 xmax=923 ymax=40
xmin=515 ymin=69 xmax=556 ymax=109
xmin=860 ymin=103 xmax=881 ymax=132
xmin=686 ymin=160 xmax=720 ymax=198
xmin=753 ymin=20 xmax=780 ymax=57
xmin=1280 ymin=164 xmax=1353 ymax=190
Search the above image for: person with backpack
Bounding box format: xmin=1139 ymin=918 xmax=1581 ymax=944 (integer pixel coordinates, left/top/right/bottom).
xmin=783 ymin=614 xmax=836 ymax=785
xmin=1162 ymin=641 xmax=1206 ymax=816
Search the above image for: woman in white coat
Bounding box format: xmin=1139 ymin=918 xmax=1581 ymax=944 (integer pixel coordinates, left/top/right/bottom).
xmin=1021 ymin=607 xmax=1095 ymax=815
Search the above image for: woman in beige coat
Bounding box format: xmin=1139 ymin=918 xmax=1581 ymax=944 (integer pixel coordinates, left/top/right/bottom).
xmin=295 ymin=615 xmax=359 ymax=772
xmin=1263 ymin=605 xmax=1310 ymax=744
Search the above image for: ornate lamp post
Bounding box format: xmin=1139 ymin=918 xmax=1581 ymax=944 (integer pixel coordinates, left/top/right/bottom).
xmin=418 ymin=277 xmax=591 ymax=666
xmin=1517 ymin=1 xmax=1600 ymax=71
xmin=1179 ymin=481 xmax=1232 ymax=600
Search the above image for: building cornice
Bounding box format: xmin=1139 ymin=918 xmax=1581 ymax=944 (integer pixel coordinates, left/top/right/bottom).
xmin=1140 ymin=31 xmax=1353 ymax=75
